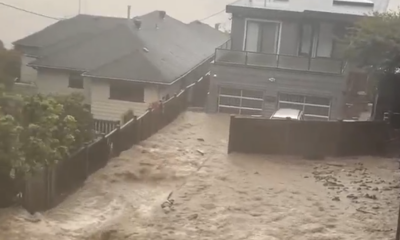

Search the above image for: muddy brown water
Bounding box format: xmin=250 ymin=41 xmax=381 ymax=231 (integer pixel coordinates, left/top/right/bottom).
xmin=0 ymin=112 xmax=398 ymax=240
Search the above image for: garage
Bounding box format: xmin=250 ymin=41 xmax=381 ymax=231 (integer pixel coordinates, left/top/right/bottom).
xmin=218 ymin=87 xmax=264 ymax=115
xmin=278 ymin=93 xmax=331 ymax=120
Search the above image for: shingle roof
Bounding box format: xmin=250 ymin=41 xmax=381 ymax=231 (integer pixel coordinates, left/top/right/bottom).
xmin=23 ymin=11 xmax=229 ymax=84
xmin=228 ymin=0 xmax=391 ymax=16
xmin=13 ymin=15 xmax=126 ymax=51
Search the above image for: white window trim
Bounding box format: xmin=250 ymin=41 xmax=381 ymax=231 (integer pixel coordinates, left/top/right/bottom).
xmin=219 ymin=94 xmax=264 ymax=101
xmin=218 ymin=87 xmax=264 ymax=115
xmin=242 ymin=18 xmax=282 ymax=54
xmin=277 ymin=93 xmax=332 ymax=119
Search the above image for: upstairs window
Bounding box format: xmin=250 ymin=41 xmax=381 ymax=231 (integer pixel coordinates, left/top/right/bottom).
xmin=244 ymin=20 xmax=281 ymax=54
xmin=316 ymin=23 xmax=334 ymax=58
xmin=109 ymin=81 xmax=145 ymax=102
xmin=299 ymin=24 xmax=313 ymax=57
xmin=68 ymin=73 xmax=84 ymax=89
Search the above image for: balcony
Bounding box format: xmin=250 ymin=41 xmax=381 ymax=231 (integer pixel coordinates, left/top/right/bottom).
xmin=215 ymin=48 xmax=345 ymax=75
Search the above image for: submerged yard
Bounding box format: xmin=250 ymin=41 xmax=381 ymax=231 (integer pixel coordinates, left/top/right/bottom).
xmin=0 ymin=112 xmax=399 ymax=240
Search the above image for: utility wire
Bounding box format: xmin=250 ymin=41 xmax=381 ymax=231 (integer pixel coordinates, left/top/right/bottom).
xmin=198 ymin=9 xmax=225 ymax=22
xmin=0 ymin=2 xmax=62 ymax=20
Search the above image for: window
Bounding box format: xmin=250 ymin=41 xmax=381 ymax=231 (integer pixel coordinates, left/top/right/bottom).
xmin=316 ymin=23 xmax=334 ymax=58
xmin=218 ymin=87 xmax=264 ymax=116
xmin=299 ymin=24 xmax=313 ymax=56
xmin=244 ymin=20 xmax=280 ymax=54
xmin=278 ymin=93 xmax=331 ymax=120
xmin=299 ymin=23 xmax=336 ymax=58
xmin=109 ymin=81 xmax=144 ymax=102
xmin=68 ymin=73 xmax=84 ymax=89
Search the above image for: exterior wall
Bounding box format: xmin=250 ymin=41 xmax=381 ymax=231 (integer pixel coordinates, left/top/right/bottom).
xmin=231 ymin=15 xmax=299 ymax=55
xmin=230 ymin=13 xmax=347 ymax=58
xmin=208 ymin=64 xmax=347 ymax=119
xmin=34 ymin=58 xmax=211 ymax=121
xmin=35 ymin=69 xmax=148 ymax=121
xmin=20 ymin=55 xmax=38 ymax=83
xmin=89 ymin=79 xmax=149 ymax=121
xmin=36 ymin=69 xmax=84 ymax=96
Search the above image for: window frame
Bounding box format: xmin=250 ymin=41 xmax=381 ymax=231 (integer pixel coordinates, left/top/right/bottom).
xmin=109 ymin=80 xmax=145 ymax=103
xmin=298 ymin=23 xmax=317 ymax=57
xmin=243 ymin=18 xmax=282 ymax=54
xmin=277 ymin=92 xmax=332 ymax=120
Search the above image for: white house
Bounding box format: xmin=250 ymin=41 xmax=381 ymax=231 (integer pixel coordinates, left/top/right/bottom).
xmin=13 ymin=11 xmax=229 ymax=121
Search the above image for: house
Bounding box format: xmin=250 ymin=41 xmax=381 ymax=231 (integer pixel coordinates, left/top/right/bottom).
xmin=13 ymin=11 xmax=229 ymax=121
xmin=207 ymin=0 xmax=389 ymax=121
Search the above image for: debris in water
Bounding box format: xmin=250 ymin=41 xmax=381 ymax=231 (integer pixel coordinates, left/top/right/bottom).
xmin=188 ymin=213 xmax=199 ymax=220
xmin=23 ymin=212 xmax=42 ymax=223
xmin=196 ymin=149 xmax=205 ymax=155
xmin=365 ymin=194 xmax=377 ymax=200
xmin=332 ymin=196 xmax=340 ymax=201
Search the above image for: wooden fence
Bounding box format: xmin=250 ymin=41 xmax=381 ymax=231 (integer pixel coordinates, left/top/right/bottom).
xmin=14 ymin=75 xmax=209 ymax=213
xmin=228 ymin=116 xmax=390 ymax=157
xmin=94 ymin=119 xmax=120 ymax=134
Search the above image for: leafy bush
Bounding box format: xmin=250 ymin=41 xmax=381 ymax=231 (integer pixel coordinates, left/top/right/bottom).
xmin=0 ymin=87 xmax=94 ymax=177
xmin=346 ymin=11 xmax=400 ymax=74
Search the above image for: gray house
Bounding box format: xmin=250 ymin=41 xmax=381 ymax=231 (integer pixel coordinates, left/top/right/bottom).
xmin=208 ymin=0 xmax=389 ymax=120
xmin=13 ymin=11 xmax=229 ymax=121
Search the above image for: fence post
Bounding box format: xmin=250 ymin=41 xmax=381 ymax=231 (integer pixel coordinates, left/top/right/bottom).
xmin=284 ymin=118 xmax=291 ymax=155
xmin=84 ymin=143 xmax=90 ymax=178
xmin=336 ymin=120 xmax=344 ymax=157
xmin=132 ymin=116 xmax=139 ymax=144
xmin=148 ymin=108 xmax=153 ymax=136
xmin=157 ymin=100 xmax=163 ymax=130
xmin=227 ymin=115 xmax=235 ymax=153
xmin=396 ymin=203 xmax=400 ymax=240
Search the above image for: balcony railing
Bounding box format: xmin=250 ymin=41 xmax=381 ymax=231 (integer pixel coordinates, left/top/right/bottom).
xmin=215 ymin=48 xmax=345 ymax=75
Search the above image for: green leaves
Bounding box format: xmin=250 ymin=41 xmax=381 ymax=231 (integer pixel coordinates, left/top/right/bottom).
xmin=0 ymin=46 xmax=21 ymax=88
xmin=0 ymin=90 xmax=94 ymax=178
xmin=346 ymin=11 xmax=400 ymax=74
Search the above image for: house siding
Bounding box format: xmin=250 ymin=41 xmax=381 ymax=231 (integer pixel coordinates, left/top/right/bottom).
xmin=35 ymin=69 xmax=165 ymax=121
xmin=208 ymin=64 xmax=346 ymax=119
xmin=36 ymin=69 xmax=85 ymax=96
xmin=90 ymin=79 xmax=149 ymax=121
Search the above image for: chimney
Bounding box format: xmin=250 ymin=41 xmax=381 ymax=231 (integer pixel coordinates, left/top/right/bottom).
xmin=159 ymin=10 xmax=166 ymax=19
xmin=127 ymin=5 xmax=131 ymax=19
xmin=133 ymin=18 xmax=142 ymax=29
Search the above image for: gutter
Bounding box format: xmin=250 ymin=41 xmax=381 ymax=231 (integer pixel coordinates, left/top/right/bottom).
xmin=82 ymin=54 xmax=215 ymax=86
xmin=28 ymin=63 xmax=86 ymax=72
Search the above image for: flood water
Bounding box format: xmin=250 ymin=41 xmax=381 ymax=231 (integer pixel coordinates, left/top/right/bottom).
xmin=0 ymin=0 xmax=233 ymax=47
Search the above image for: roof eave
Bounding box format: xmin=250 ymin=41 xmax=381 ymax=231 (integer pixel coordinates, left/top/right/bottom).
xmin=29 ymin=64 xmax=86 ymax=72
xmin=227 ymin=4 xmax=370 ymax=22
xmin=303 ymin=10 xmax=367 ymax=21
xmin=84 ymin=55 xmax=215 ymax=85
xmin=81 ymin=74 xmax=171 ymax=85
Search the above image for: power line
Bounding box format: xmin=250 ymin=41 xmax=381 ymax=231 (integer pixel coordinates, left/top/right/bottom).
xmin=0 ymin=2 xmax=62 ymax=20
xmin=199 ymin=9 xmax=225 ymax=22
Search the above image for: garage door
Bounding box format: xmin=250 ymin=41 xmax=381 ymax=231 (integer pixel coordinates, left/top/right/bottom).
xmin=278 ymin=93 xmax=331 ymax=120
xmin=218 ymin=87 xmax=264 ymax=115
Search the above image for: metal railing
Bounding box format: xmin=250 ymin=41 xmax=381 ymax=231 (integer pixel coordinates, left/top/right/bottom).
xmin=215 ymin=48 xmax=345 ymax=75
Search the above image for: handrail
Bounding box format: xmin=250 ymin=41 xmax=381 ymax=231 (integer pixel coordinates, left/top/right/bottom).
xmin=215 ymin=48 xmax=345 ymax=74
